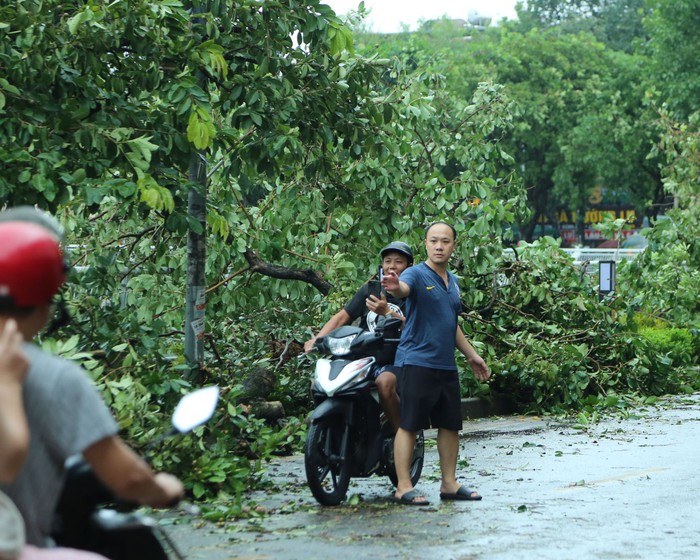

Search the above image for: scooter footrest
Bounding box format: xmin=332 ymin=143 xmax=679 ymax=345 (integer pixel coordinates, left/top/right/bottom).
xmin=92 ymin=509 xmax=157 ymax=531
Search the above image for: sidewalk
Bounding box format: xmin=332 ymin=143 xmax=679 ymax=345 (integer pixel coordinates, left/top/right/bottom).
xmin=164 ymin=393 xmax=700 ymax=560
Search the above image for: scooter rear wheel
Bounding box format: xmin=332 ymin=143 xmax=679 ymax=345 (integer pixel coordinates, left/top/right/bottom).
xmin=387 ymin=429 xmax=425 ymax=488
xmin=304 ymin=418 xmax=351 ymax=506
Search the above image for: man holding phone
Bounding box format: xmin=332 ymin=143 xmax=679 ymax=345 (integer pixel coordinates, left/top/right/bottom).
xmin=303 ymin=242 xmax=413 ymax=431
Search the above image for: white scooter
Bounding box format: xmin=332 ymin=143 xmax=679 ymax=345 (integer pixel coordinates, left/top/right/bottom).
xmin=305 ymin=317 xmax=424 ymax=505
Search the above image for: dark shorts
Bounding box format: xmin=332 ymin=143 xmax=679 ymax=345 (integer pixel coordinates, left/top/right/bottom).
xmin=372 ymin=364 xmax=396 ymax=380
xmin=396 ymin=365 xmax=462 ymax=431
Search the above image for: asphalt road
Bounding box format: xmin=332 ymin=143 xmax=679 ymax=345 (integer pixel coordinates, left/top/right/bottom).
xmin=162 ymin=393 xmax=700 ymax=560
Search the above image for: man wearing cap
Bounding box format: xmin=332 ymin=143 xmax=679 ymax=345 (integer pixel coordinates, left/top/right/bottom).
xmin=304 ymin=241 xmax=414 ymax=431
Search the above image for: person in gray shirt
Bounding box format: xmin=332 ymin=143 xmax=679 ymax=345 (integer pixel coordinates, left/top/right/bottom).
xmin=0 ymin=214 xmax=184 ymax=548
xmin=0 ymin=317 xmax=106 ymax=559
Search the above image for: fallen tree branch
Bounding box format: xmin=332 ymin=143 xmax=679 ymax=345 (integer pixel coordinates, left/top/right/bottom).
xmin=244 ymin=249 xmax=333 ymax=295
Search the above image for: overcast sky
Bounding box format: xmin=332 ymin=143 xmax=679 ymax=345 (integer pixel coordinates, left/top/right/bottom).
xmin=322 ymin=0 xmax=520 ymax=33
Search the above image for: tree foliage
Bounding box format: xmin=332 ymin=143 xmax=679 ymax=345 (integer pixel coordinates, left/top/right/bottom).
xmin=352 ymin=23 xmax=662 ymax=241
xmin=618 ymin=109 xmax=700 ymax=327
xmin=1 ymin=0 xmax=524 ymax=505
xmin=643 ymin=0 xmax=700 ymax=119
xmin=463 ymin=238 xmax=686 ymax=411
xmin=1 ymin=0 xmax=697 ymax=511
xmin=515 ymin=0 xmax=649 ymax=52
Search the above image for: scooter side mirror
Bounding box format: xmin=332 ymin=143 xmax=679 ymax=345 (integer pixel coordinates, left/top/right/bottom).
xmin=171 ymin=386 xmax=219 ymax=434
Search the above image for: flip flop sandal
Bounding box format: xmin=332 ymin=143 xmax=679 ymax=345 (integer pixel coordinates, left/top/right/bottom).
xmin=439 ymin=486 xmax=482 ymax=501
xmin=394 ymin=489 xmax=430 ymax=506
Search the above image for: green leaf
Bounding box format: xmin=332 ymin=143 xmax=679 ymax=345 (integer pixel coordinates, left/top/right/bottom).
xmin=127 ymin=136 xmax=159 ymax=164
xmin=138 ymin=175 xmax=174 ymax=212
xmin=67 ymin=10 xmax=88 ymax=35
xmin=186 ymin=215 xmax=204 ymax=234
xmin=192 ymin=482 xmax=206 ymax=499
xmin=187 ymin=107 xmax=216 ymax=150
xmin=0 ymin=78 xmax=20 ymax=96
xmin=85 ymin=186 xmax=105 ymax=206
xmin=61 ymin=335 xmax=80 ymax=354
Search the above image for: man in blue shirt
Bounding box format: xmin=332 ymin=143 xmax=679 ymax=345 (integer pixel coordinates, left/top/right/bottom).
xmin=383 ymin=221 xmax=490 ymax=505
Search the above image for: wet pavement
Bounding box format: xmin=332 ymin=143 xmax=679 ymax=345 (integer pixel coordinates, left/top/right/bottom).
xmin=162 ymin=393 xmax=700 ymax=560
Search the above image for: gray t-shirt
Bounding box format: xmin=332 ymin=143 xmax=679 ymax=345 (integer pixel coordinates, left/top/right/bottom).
xmin=0 ymin=343 xmax=118 ymax=546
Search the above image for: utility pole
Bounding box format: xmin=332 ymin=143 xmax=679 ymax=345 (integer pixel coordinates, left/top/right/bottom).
xmin=184 ymin=0 xmax=208 ymax=372
xmin=185 ymin=153 xmax=207 ymax=370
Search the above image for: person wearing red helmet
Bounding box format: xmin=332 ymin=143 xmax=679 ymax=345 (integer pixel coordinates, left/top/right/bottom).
xmin=0 ymin=218 xmax=184 ymax=552
xmin=1 ymin=319 xmax=105 ymax=560
xmin=303 ymin=241 xmax=414 ymax=431
xmin=0 ymin=221 xmax=67 ymax=310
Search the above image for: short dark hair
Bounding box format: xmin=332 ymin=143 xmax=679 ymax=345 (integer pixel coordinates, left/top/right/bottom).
xmin=424 ymin=220 xmax=456 ymax=240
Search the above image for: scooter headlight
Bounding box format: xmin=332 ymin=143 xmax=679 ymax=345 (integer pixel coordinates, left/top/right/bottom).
xmin=327 ymin=333 xmax=357 ymax=356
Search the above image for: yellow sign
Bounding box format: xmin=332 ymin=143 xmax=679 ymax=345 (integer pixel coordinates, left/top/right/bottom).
xmin=556 ymin=209 xmax=636 ymax=225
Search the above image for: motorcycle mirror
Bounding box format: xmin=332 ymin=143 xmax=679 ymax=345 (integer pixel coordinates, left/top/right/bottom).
xmin=171 ymin=386 xmax=220 ymax=434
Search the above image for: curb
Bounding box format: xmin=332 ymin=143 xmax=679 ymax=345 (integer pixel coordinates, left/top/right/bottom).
xmin=460 ymin=395 xmax=516 ymax=420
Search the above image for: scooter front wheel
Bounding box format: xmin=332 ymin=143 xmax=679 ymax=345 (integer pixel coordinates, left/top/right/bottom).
xmin=304 ymin=418 xmax=351 ymax=506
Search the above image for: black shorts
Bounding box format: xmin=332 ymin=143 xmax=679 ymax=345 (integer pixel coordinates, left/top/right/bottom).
xmin=396 ymin=365 xmax=462 ymax=431
xmin=372 ymin=364 xmax=396 ymax=380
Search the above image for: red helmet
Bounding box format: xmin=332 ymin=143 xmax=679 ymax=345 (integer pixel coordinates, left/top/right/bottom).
xmin=0 ymin=221 xmax=66 ymax=309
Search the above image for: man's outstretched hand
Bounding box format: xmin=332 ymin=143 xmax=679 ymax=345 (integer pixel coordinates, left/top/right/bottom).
xmin=381 ymin=271 xmax=400 ymax=293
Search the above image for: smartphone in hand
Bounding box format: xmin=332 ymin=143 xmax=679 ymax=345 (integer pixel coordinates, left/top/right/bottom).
xmin=368 ymin=266 xmax=383 ymax=298
xmin=368 ymin=280 xmax=381 ymax=298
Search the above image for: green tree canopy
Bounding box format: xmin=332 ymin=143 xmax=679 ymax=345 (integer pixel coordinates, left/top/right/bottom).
xmin=0 ymin=0 xmax=528 ymax=507
xmin=515 ymin=0 xmax=648 ymax=52
xmin=644 ymin=0 xmax=700 ymax=119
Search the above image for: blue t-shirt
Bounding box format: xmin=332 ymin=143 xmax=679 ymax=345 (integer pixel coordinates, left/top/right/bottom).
xmin=394 ymin=262 xmax=462 ymax=370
